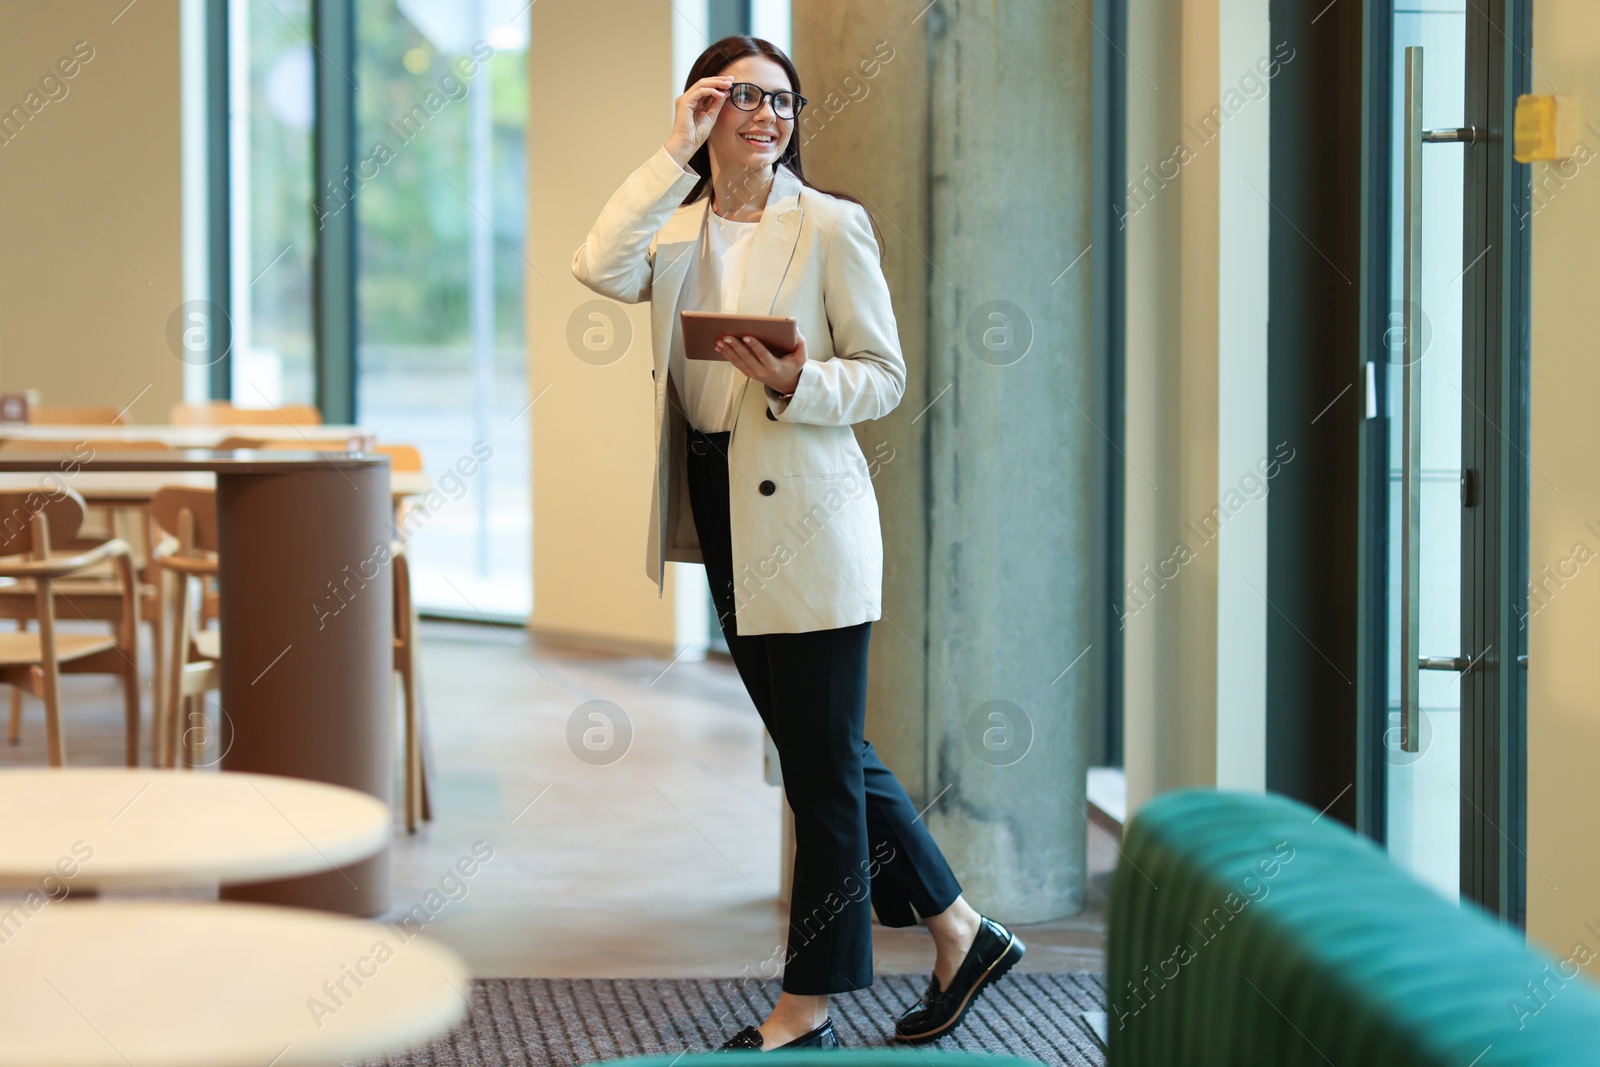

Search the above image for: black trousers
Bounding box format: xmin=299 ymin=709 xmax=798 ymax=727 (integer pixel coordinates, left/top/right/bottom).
xmin=684 ymin=424 xmax=963 ymax=995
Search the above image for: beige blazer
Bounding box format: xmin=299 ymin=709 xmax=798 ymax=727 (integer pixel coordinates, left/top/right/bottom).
xmin=571 ymin=145 xmax=906 ymax=636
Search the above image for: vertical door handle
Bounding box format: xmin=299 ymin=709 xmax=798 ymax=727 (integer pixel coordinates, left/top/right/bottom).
xmin=1401 ymin=46 xmax=1424 ymax=753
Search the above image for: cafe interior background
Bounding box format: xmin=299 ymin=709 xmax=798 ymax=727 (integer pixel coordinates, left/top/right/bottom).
xmin=4 ymin=0 xmax=1600 ymax=1064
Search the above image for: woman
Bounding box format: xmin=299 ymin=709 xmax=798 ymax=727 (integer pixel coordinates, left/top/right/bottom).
xmin=571 ymin=36 xmax=1023 ymax=1051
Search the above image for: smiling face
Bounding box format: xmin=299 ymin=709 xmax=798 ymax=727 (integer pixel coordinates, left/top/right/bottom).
xmin=706 ymin=55 xmax=796 ymax=176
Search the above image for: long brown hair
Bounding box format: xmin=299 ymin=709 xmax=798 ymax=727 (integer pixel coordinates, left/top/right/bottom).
xmin=679 ymin=36 xmax=884 ymax=261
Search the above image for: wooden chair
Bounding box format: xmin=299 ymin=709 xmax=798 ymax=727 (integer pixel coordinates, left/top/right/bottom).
xmin=0 ymin=558 xmax=162 ymax=753
xmin=149 ymin=488 xmax=431 ymax=817
xmin=0 ymin=438 xmax=170 ymax=546
xmin=0 ymin=489 xmax=141 ymax=766
xmin=373 ymin=445 xmax=427 ymax=538
xmin=26 ymin=405 xmax=126 ymax=425
xmin=213 ymin=436 xmax=368 ymax=453
xmin=0 ymin=438 xmax=171 ymax=538
xmin=373 ymin=444 xmax=424 ymax=473
xmin=149 ymin=487 xmax=220 ymax=769
xmin=393 ymin=542 xmax=431 ymax=832
xmin=170 ymin=402 xmax=322 ymax=427
xmin=0 ymin=440 xmax=165 ymax=745
xmin=0 ymin=438 xmax=170 ymax=745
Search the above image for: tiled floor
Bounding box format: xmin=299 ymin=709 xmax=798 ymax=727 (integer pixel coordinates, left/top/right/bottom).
xmin=0 ymin=619 xmax=1112 ymax=980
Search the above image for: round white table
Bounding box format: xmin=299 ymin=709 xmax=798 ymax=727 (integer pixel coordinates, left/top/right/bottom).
xmin=0 ymin=769 xmax=390 ymax=890
xmin=0 ymin=900 xmax=469 ymax=1067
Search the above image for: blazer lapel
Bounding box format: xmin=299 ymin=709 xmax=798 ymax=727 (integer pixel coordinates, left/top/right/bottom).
xmin=735 ymin=161 xmax=804 ymax=317
xmin=728 ymin=163 xmax=803 ymax=435
xmin=647 ymin=195 xmax=706 ymax=394
xmin=654 ymin=197 xmax=708 ymax=320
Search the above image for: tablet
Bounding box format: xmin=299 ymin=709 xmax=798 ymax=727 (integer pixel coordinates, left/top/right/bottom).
xmin=680 ymin=311 xmax=800 ymax=361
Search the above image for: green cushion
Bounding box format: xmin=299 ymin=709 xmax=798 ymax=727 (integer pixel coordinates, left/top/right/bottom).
xmin=1109 ymin=790 xmax=1600 ymax=1065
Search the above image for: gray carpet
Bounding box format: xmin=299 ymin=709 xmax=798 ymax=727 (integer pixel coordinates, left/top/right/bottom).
xmin=371 ymin=974 xmax=1108 ymax=1067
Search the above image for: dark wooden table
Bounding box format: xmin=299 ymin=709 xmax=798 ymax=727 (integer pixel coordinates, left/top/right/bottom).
xmin=0 ymin=450 xmax=394 ymax=916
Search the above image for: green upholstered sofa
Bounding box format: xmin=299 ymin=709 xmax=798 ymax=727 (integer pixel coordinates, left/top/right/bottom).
xmin=1109 ymin=790 xmax=1600 ymax=1065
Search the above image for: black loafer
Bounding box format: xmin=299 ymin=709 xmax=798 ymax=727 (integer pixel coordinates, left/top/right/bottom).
xmin=717 ymin=1018 xmax=838 ymax=1051
xmin=893 ymin=915 xmax=1025 ymax=1043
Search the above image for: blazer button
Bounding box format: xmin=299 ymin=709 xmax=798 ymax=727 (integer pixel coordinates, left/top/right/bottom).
xmin=651 ymin=369 xmax=657 ymax=381
xmin=765 ymin=407 xmax=777 ymax=421
xmin=759 ymin=480 xmax=776 ymax=496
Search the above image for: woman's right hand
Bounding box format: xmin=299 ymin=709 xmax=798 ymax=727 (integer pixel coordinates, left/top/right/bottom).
xmin=665 ymin=75 xmax=734 ymax=167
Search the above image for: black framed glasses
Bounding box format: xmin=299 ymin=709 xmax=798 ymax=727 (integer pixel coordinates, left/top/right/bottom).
xmin=726 ymin=81 xmax=807 ymax=120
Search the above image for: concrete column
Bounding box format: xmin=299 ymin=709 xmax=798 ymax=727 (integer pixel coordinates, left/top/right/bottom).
xmin=793 ymin=0 xmax=1093 ymax=921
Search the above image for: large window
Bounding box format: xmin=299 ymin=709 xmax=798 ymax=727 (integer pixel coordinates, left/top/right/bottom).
xmin=224 ymin=0 xmax=531 ymax=619
xmin=354 ymin=0 xmax=530 ymax=618
xmin=229 ymin=0 xmax=316 ymax=407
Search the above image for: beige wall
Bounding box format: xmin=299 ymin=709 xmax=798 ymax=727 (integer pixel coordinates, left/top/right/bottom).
xmin=0 ymin=0 xmax=183 ymax=423
xmin=1124 ymin=0 xmax=1203 ymax=812
xmin=1526 ymin=0 xmax=1600 ymax=965
xmin=525 ymin=0 xmax=687 ymax=653
xmin=1123 ymin=0 xmax=1272 ymax=813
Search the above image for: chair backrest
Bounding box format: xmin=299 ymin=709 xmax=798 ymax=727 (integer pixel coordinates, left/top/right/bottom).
xmin=373 ymin=443 xmax=424 ymax=472
xmin=27 ymin=405 xmax=126 ymax=426
xmin=150 ymin=487 xmax=219 ymax=554
xmin=0 ymin=488 xmax=88 ymax=557
xmin=215 ymin=436 xmax=367 ymax=453
xmin=250 ymin=438 xmax=343 ymax=452
xmin=0 ymin=438 xmax=170 ymax=453
xmin=392 ymin=540 xmax=411 ymax=639
xmin=170 ymin=401 xmax=322 ymax=427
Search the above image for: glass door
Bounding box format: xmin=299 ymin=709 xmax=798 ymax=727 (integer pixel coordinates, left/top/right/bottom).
xmin=1373 ymin=0 xmax=1531 ymax=918
xmin=1383 ymin=7 xmax=1469 ymax=902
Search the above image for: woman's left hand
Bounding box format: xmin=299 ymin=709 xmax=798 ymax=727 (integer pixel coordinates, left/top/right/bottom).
xmin=718 ymin=330 xmax=807 ymax=395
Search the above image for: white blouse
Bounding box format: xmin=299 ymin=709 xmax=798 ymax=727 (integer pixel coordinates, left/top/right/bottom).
xmin=671 ymin=205 xmax=760 ymax=433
